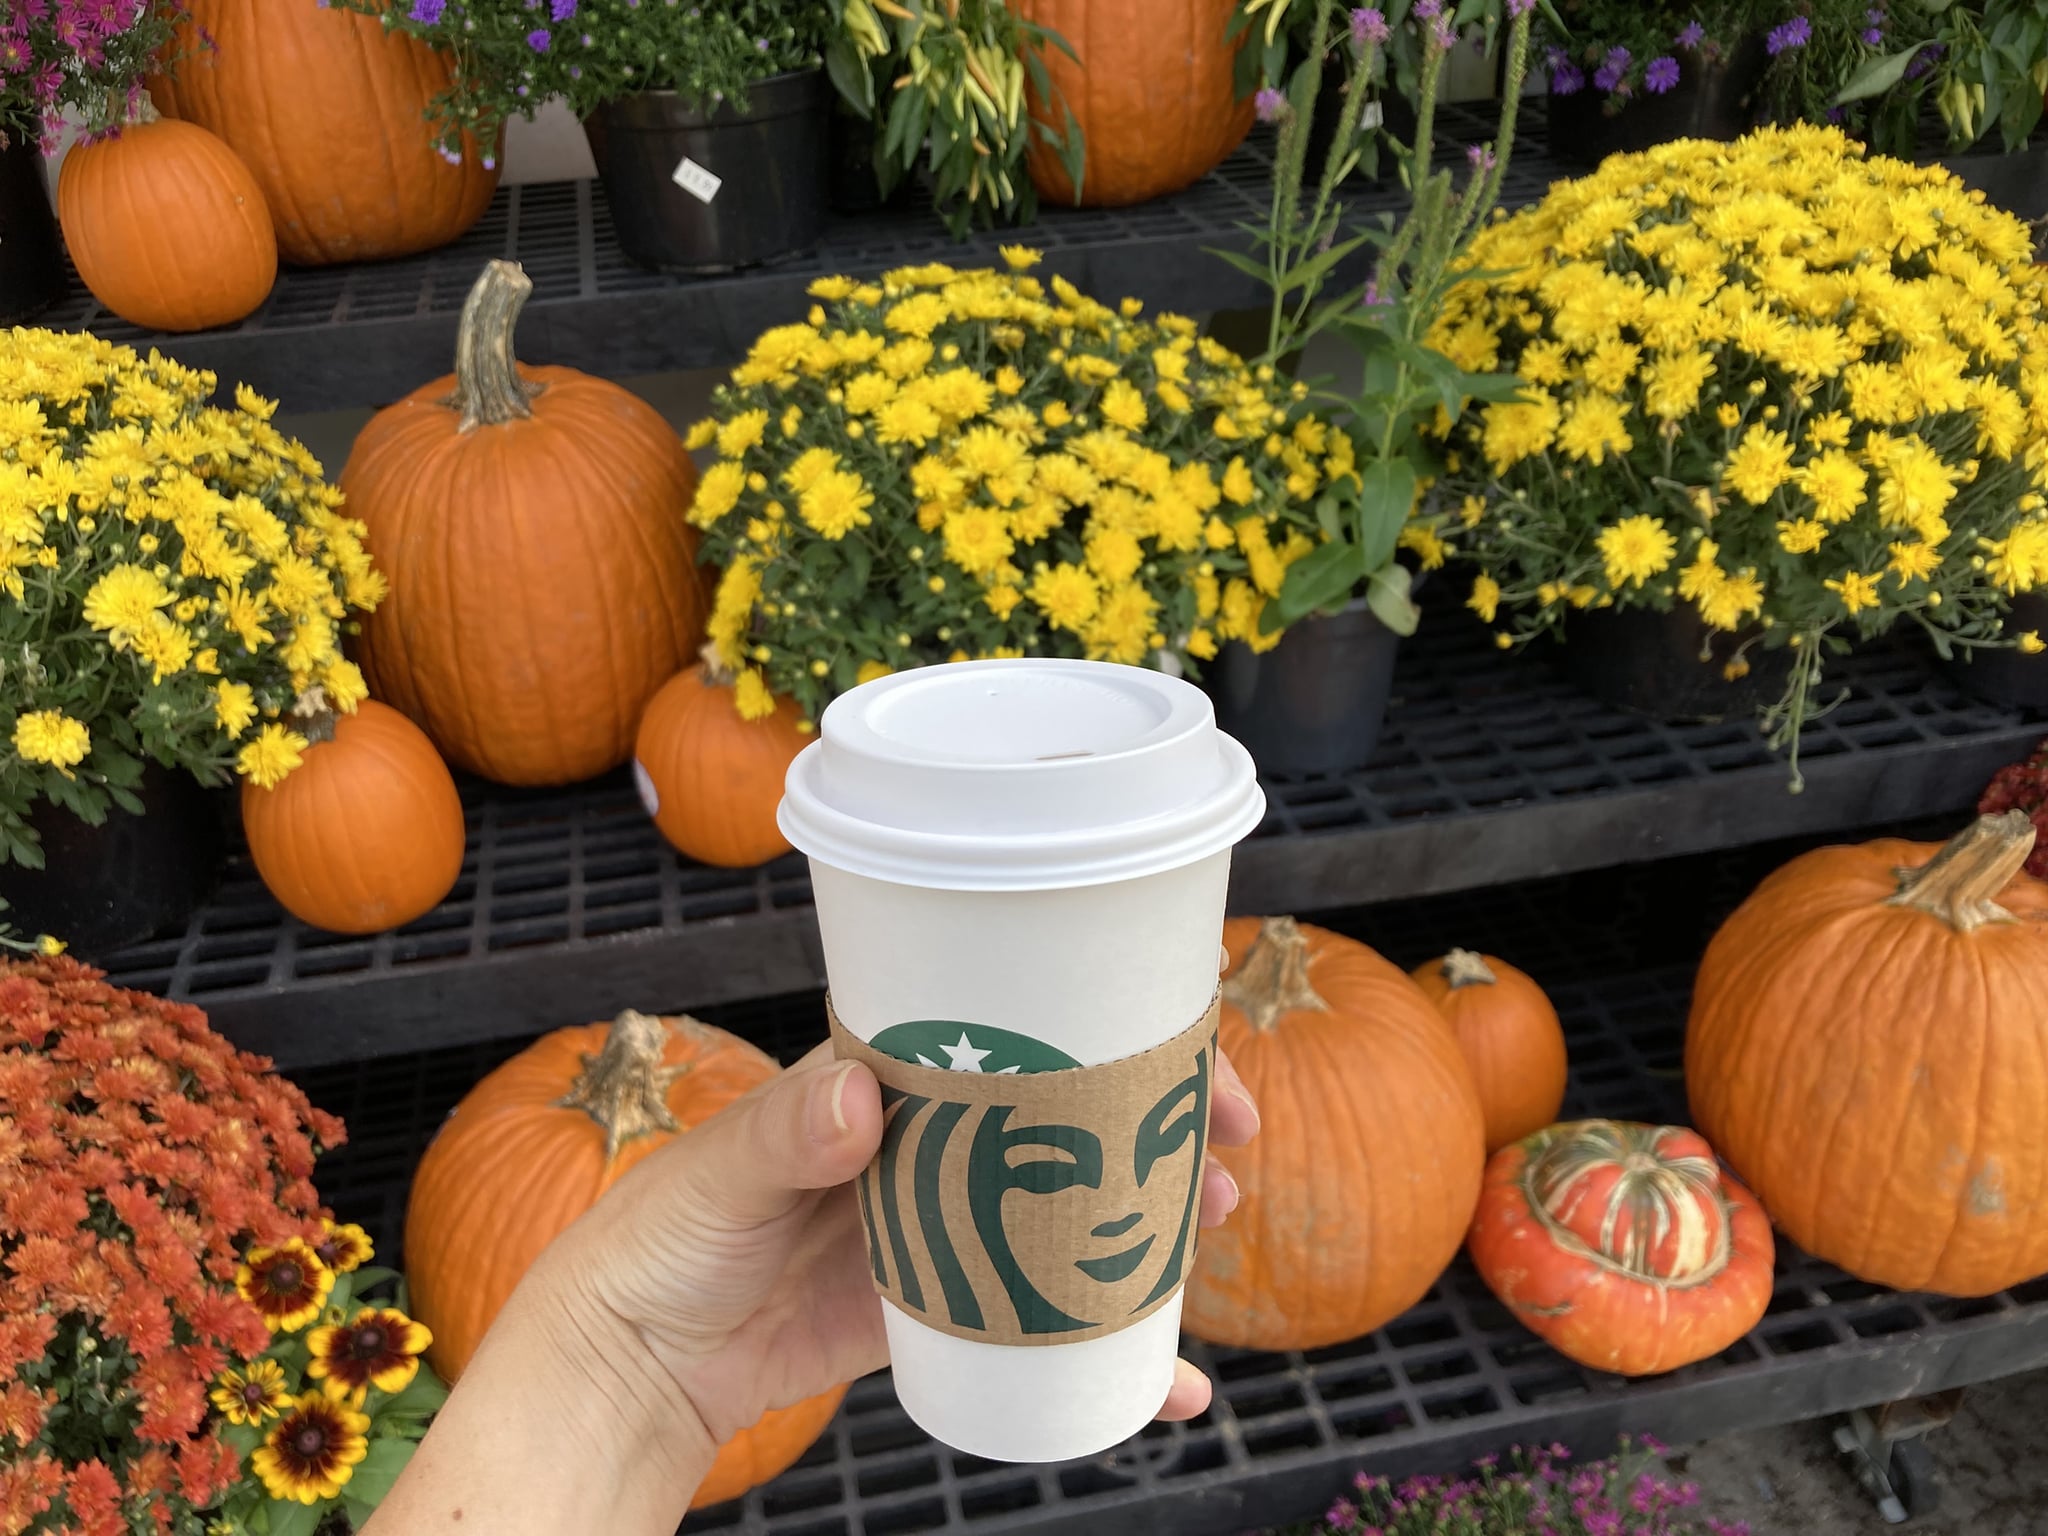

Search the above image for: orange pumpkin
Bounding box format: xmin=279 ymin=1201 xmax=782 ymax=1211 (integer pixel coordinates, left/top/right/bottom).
xmin=404 ymin=1009 xmax=847 ymax=1508
xmin=241 ymin=699 xmax=464 ymax=935
xmin=57 ymin=114 xmax=276 ymax=333
xmin=149 ymin=0 xmax=497 ymax=266
xmin=633 ymin=663 xmax=808 ymax=869
xmin=343 ymin=260 xmax=705 ymax=787
xmin=1183 ymin=916 xmax=1486 ymax=1351
xmin=1688 ymin=812 xmax=2048 ymax=1297
xmin=1467 ymin=1120 xmax=1774 ymax=1377
xmin=1412 ymin=949 xmax=1568 ymax=1153
xmin=1017 ymin=0 xmax=1255 ymax=207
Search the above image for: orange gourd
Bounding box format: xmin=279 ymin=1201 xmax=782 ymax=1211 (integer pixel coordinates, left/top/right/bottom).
xmin=1183 ymin=916 xmax=1486 ymax=1351
xmin=1688 ymin=813 xmax=2048 ymax=1297
xmin=56 ymin=114 xmax=276 ymax=333
xmin=149 ymin=0 xmax=497 ymax=266
xmin=241 ymin=699 xmax=465 ymax=935
xmin=1017 ymin=0 xmax=1255 ymax=207
xmin=404 ymin=1010 xmax=847 ymax=1508
xmin=633 ymin=663 xmax=808 ymax=869
xmin=342 ymin=260 xmax=705 ymax=787
xmin=1466 ymin=1120 xmax=1774 ymax=1377
xmin=1412 ymin=949 xmax=1568 ymax=1153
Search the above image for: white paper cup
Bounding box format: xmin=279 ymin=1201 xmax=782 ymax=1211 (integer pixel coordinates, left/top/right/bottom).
xmin=780 ymin=659 xmax=1263 ymax=1463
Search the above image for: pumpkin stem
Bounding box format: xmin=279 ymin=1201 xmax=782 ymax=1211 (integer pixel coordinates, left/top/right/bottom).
xmin=1221 ymin=916 xmax=1329 ymax=1032
xmin=698 ymin=641 xmax=737 ymax=686
xmin=1888 ymin=812 xmax=2037 ymax=933
xmin=557 ymin=1009 xmax=689 ymax=1163
xmin=452 ymin=260 xmax=544 ymax=432
xmin=1439 ymin=948 xmax=1496 ymax=989
xmin=289 ymin=686 xmax=338 ymax=747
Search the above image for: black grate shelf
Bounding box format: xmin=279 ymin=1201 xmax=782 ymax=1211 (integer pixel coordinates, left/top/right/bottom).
xmin=291 ymin=865 xmax=2048 ymax=1536
xmin=100 ymin=598 xmax=2043 ymax=1069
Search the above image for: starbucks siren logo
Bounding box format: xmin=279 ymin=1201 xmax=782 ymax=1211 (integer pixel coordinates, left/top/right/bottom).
xmin=870 ymin=1020 xmax=1080 ymax=1076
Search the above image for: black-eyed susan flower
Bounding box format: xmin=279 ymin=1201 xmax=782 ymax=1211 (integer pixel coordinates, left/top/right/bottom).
xmin=312 ymin=1219 xmax=373 ymax=1275
xmin=250 ymin=1392 xmax=370 ymax=1504
xmin=306 ymin=1308 xmax=432 ymax=1405
xmin=209 ymin=1359 xmax=291 ymax=1425
xmin=235 ymin=1238 xmax=333 ymax=1333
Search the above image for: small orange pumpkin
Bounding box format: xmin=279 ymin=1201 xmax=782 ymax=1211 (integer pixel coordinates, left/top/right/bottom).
xmin=633 ymin=663 xmax=808 ymax=869
xmin=1688 ymin=812 xmax=2048 ymax=1297
xmin=344 ymin=261 xmax=705 ymax=786
xmin=404 ymin=1010 xmax=846 ymax=1508
xmin=241 ymin=699 xmax=464 ymax=935
xmin=57 ymin=113 xmax=277 ymax=333
xmin=1017 ymin=0 xmax=1255 ymax=207
xmin=1411 ymin=949 xmax=1568 ymax=1153
xmin=1183 ymin=916 xmax=1486 ymax=1351
xmin=1466 ymin=1120 xmax=1775 ymax=1377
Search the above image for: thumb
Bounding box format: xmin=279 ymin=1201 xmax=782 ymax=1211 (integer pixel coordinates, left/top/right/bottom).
xmin=677 ymin=1056 xmax=884 ymax=1229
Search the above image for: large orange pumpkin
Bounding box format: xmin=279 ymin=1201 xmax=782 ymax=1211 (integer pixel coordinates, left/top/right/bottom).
xmin=633 ymin=663 xmax=808 ymax=869
xmin=149 ymin=0 xmax=497 ymax=266
xmin=1467 ymin=1120 xmax=1774 ymax=1377
xmin=343 ymin=260 xmax=706 ymax=786
xmin=404 ymin=1009 xmax=847 ymax=1508
xmin=1017 ymin=0 xmax=1255 ymax=207
xmin=1688 ymin=812 xmax=2048 ymax=1297
xmin=1412 ymin=949 xmax=1568 ymax=1153
xmin=241 ymin=699 xmax=465 ymax=935
xmin=1183 ymin=916 xmax=1486 ymax=1351
xmin=57 ymin=114 xmax=276 ymax=333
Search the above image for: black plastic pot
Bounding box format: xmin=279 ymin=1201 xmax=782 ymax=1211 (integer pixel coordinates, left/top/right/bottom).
xmin=1546 ymin=35 xmax=1766 ymax=165
xmin=827 ymin=101 xmax=910 ymax=215
xmin=584 ymin=70 xmax=828 ymax=274
xmin=1551 ymin=602 xmax=1791 ymax=723
xmin=1943 ymin=592 xmax=2048 ymax=712
xmin=1938 ymin=140 xmax=2048 ymax=223
xmin=1209 ymin=599 xmax=1402 ymax=777
xmin=0 ymin=133 xmax=66 ymax=324
xmin=0 ymin=767 xmax=228 ymax=961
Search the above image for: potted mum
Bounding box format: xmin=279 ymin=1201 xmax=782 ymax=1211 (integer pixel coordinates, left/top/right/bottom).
xmin=1432 ymin=123 xmax=2048 ymax=787
xmin=1201 ymin=0 xmax=1538 ymax=777
xmin=0 ymin=330 xmax=383 ymax=955
xmin=0 ymin=0 xmax=183 ymax=322
xmin=0 ymin=956 xmax=443 ymax=1536
xmin=681 ymin=252 xmax=1345 ymax=728
xmin=351 ymin=0 xmax=834 ymax=272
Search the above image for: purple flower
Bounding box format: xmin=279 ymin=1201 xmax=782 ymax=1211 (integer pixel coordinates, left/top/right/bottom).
xmin=1904 ymin=40 xmax=1943 ymax=78
xmin=526 ymin=26 xmax=550 ymax=48
xmin=1677 ymin=19 xmax=1706 ymax=48
xmin=550 ymin=0 xmax=576 ymax=17
xmin=1413 ymin=0 xmax=1441 ymax=15
xmin=1862 ymin=25 xmax=1883 ymax=43
xmin=1766 ymin=15 xmax=1811 ymax=54
xmin=1551 ymin=60 xmax=1586 ymax=94
xmin=1466 ymin=142 xmax=1496 ymax=170
xmin=1644 ymin=54 xmax=1681 ymax=93
xmin=1593 ymin=45 xmax=1631 ymax=92
xmin=1430 ymin=13 xmax=1456 ymax=48
xmin=1254 ymin=85 xmax=1288 ymax=123
xmin=1509 ymin=0 xmax=1534 ymax=15
xmin=408 ymin=0 xmax=445 ymax=20
xmin=1350 ymin=6 xmax=1389 ymax=46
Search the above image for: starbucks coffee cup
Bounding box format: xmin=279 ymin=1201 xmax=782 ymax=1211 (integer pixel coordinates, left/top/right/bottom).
xmin=779 ymin=658 xmax=1263 ymax=1463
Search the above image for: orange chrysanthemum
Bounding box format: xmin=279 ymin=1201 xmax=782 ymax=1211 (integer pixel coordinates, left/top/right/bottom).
xmin=236 ymin=1239 xmax=334 ymax=1333
xmin=251 ymin=1393 xmax=370 ymax=1504
xmin=307 ymin=1308 xmax=432 ymax=1405
xmin=313 ymin=1219 xmax=373 ymax=1274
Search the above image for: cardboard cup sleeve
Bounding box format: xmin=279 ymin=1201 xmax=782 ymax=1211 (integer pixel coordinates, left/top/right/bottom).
xmin=829 ymin=995 xmax=1221 ymax=1348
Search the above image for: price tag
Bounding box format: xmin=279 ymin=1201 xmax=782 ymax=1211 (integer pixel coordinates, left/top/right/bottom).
xmin=672 ymin=156 xmax=723 ymax=204
xmin=1360 ymin=100 xmax=1385 ymax=130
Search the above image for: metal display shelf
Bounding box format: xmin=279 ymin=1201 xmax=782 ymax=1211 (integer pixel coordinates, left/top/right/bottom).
xmin=100 ymin=604 xmax=2042 ymax=1070
xmin=292 ymin=864 xmax=2048 ymax=1536
xmin=39 ymin=112 xmax=1533 ymax=413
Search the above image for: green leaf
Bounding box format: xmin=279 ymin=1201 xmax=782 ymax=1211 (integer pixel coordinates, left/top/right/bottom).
xmin=1277 ymin=231 xmax=1374 ymax=297
xmin=373 ymin=1364 xmax=451 ymax=1423
xmin=1314 ymin=492 xmax=1343 ymax=542
xmin=1365 ymin=564 xmax=1421 ymax=637
xmin=1834 ymin=46 xmax=1925 ymax=104
xmin=345 ymin=1266 xmax=400 ymax=1296
xmin=1204 ymin=245 xmax=1277 ymax=285
xmin=1059 ymin=104 xmax=1086 ymax=203
xmin=343 ymin=1498 xmax=378 ymax=1532
xmin=1271 ymin=541 xmax=1367 ymax=628
xmin=339 ymin=1437 xmax=416 ymax=1510
xmin=261 ymin=1498 xmax=323 ymax=1536
xmin=824 ymin=36 xmax=876 ymax=116
xmin=1355 ymin=457 xmax=1417 ymax=574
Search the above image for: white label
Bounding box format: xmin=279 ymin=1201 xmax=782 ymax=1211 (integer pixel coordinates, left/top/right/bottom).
xmin=1360 ymin=99 xmax=1385 ymax=130
xmin=672 ymin=156 xmax=723 ymax=204
xmin=632 ymin=759 xmax=661 ymax=819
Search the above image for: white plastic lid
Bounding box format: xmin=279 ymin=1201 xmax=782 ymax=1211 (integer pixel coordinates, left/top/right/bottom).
xmin=778 ymin=659 xmax=1265 ymax=891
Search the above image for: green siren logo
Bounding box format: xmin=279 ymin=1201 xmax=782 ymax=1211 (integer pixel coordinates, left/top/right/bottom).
xmin=847 ymin=1013 xmax=1216 ymax=1344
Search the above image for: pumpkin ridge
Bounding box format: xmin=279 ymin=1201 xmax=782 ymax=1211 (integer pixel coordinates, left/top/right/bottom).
xmin=1910 ymin=924 xmax=1996 ymax=1288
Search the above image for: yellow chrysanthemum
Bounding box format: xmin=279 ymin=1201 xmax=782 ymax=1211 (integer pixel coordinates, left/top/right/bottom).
xmin=12 ymin=710 xmax=90 ymax=770
xmin=1028 ymin=562 xmax=1100 ymax=632
xmin=1776 ymin=519 xmax=1828 ymax=555
xmin=1721 ymin=426 xmax=1795 ymax=505
xmin=798 ymin=470 xmax=875 ymax=540
xmin=236 ymin=723 xmax=309 ymax=790
xmin=1595 ymin=515 xmax=1677 ymax=589
xmin=999 ymin=245 xmax=1042 ymax=271
xmin=1467 ymin=573 xmax=1501 ymax=624
xmin=1824 ymin=570 xmax=1884 ymax=615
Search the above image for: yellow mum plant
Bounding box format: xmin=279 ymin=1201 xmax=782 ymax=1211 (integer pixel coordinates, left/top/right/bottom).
xmin=686 ymin=252 xmax=1353 ymax=723
xmin=1432 ymin=124 xmax=2048 ymax=777
xmin=0 ymin=330 xmax=383 ymax=867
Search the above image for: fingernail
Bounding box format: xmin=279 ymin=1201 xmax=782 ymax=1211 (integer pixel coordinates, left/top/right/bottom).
xmin=1228 ymin=1084 xmax=1261 ymax=1135
xmin=824 ymin=1061 xmax=857 ymax=1136
xmin=1212 ymin=1160 xmax=1240 ymax=1210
